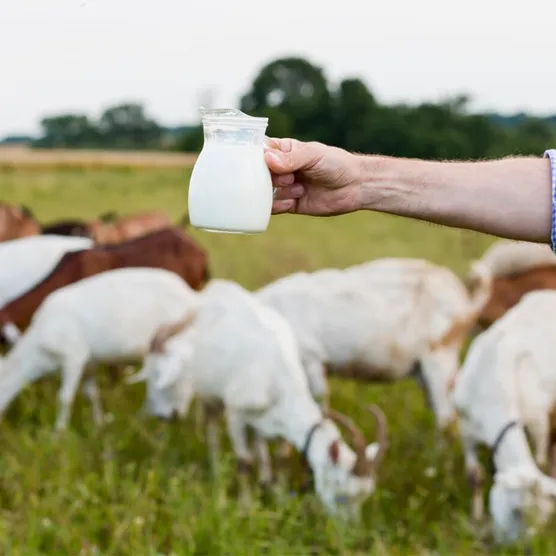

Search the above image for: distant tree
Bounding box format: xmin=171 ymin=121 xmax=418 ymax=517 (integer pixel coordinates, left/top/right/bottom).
xmin=33 ymin=114 xmax=99 ymax=148
xmin=174 ymin=125 xmax=203 ymax=152
xmin=334 ymin=78 xmax=378 ymax=150
xmin=97 ymin=103 xmax=162 ymax=149
xmin=240 ymin=57 xmax=335 ymax=144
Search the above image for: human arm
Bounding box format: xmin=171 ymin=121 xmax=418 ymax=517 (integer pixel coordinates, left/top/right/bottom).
xmin=266 ymin=139 xmax=555 ymax=247
xmin=354 ymin=153 xmax=554 ymax=245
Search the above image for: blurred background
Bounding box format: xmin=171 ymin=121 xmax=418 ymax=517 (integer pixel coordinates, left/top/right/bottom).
xmin=2 ymin=0 xmax=555 ymax=158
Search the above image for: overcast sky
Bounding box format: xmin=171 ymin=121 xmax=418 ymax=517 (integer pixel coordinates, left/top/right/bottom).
xmin=1 ymin=0 xmax=555 ymax=136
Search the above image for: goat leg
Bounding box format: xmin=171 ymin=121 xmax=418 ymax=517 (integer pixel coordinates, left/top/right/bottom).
xmin=194 ymin=399 xmax=205 ymax=440
xmin=274 ymin=440 xmax=293 ymax=504
xmin=55 ymin=357 xmax=88 ymax=432
xmin=226 ymin=410 xmax=253 ymax=511
xmin=254 ymin=433 xmax=272 ymax=489
xmin=205 ymin=414 xmax=221 ymax=478
xmin=82 ymin=375 xmax=104 ymax=427
xmin=469 ymin=466 xmax=485 ymax=522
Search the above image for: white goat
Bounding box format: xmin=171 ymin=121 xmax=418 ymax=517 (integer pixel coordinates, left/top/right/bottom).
xmin=452 ymin=290 xmax=556 ymax=544
xmin=0 ymin=235 xmax=93 ymax=341
xmin=129 ymin=279 xmax=388 ymax=520
xmin=256 ymin=257 xmax=491 ymax=432
xmin=474 ymin=239 xmax=556 ymax=278
xmin=0 ymin=267 xmax=199 ymax=430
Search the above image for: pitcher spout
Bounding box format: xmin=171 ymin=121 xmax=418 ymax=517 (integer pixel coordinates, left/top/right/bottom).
xmin=199 ymin=107 xmax=269 ymax=129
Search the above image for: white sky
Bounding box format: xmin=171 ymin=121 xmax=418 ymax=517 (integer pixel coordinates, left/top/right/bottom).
xmin=1 ymin=0 xmax=555 ymax=136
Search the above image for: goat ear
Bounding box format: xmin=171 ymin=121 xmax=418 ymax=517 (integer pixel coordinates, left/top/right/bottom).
xmin=155 ymin=362 xmax=183 ymax=390
xmin=155 ymin=342 xmax=195 ymax=390
xmin=328 ymin=440 xmax=340 ymax=465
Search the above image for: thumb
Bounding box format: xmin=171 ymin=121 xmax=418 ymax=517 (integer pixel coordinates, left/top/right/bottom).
xmin=264 ymin=143 xmax=317 ymax=175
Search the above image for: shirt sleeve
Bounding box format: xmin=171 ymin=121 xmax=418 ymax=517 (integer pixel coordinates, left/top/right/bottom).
xmin=544 ymin=149 xmax=556 ymax=252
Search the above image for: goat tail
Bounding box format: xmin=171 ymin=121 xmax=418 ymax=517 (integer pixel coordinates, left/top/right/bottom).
xmin=465 ymin=260 xmax=493 ymax=317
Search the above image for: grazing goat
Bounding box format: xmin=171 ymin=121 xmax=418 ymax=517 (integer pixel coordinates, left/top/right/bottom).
xmin=256 ymin=257 xmax=491 ymax=432
xmin=0 ymin=227 xmax=210 ymax=344
xmin=0 ymin=203 xmax=41 ymax=241
xmin=89 ymin=210 xmax=190 ymax=244
xmin=128 ymin=279 xmax=388 ymax=520
xmin=0 ymin=235 xmax=94 ymax=342
xmin=468 ymin=240 xmax=556 ymax=331
xmin=453 ymin=290 xmax=556 ymax=544
xmin=0 ymin=267 xmax=200 ymax=430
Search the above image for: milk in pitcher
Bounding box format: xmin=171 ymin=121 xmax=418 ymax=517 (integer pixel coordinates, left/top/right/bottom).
xmin=188 ymin=108 xmax=273 ymax=234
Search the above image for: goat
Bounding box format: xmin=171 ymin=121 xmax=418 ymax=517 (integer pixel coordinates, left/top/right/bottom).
xmin=0 ymin=267 xmax=200 ymax=430
xmin=0 ymin=226 xmax=210 ymax=344
xmin=0 ymin=235 xmax=94 ymax=343
xmin=128 ymin=279 xmax=388 ymax=519
xmin=89 ymin=210 xmax=190 ymax=245
xmin=468 ymin=239 xmax=556 ymax=331
xmin=0 ymin=203 xmax=41 ymax=241
xmin=452 ymin=290 xmax=556 ymax=544
xmin=256 ymin=257 xmax=491 ymax=433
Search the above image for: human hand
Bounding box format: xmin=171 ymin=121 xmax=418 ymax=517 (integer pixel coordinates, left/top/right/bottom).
xmin=264 ymin=138 xmax=364 ymax=216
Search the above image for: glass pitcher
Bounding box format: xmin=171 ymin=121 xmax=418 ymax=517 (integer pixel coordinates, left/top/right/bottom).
xmin=187 ymin=108 xmax=273 ymax=234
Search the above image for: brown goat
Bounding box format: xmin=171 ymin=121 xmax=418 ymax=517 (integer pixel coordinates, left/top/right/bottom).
xmin=468 ymin=240 xmax=556 ymax=332
xmin=0 ymin=226 xmax=210 ymax=342
xmin=474 ymin=264 xmax=556 ymax=330
xmin=89 ymin=210 xmax=190 ymax=245
xmin=0 ymin=203 xmax=41 ymax=242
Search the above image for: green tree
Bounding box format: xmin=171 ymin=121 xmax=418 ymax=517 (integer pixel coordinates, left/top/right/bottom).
xmin=98 ymin=103 xmax=162 ymax=149
xmin=240 ymin=57 xmax=335 ymax=144
xmin=334 ymin=78 xmax=378 ymax=150
xmin=33 ymin=114 xmax=99 ymax=148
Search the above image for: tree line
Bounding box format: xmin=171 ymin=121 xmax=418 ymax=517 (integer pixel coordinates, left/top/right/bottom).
xmin=18 ymin=56 xmax=556 ymax=160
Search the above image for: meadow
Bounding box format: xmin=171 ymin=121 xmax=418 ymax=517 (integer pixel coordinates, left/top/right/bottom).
xmin=0 ymin=155 xmax=553 ymax=555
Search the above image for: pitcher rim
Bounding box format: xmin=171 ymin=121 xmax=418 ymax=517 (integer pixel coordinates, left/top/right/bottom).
xmin=201 ymin=114 xmax=269 ymax=128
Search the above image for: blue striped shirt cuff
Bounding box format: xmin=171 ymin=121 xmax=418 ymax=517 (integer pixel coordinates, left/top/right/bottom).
xmin=544 ymin=149 xmax=556 ymax=252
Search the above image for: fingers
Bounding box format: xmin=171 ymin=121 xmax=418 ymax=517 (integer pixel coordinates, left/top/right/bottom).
xmin=264 ymin=138 xmax=316 ymax=175
xmin=272 ymin=184 xmax=305 ymax=201
xmin=272 ymin=173 xmax=295 ymax=187
xmin=264 ymin=150 xmax=291 ymax=174
xmin=264 ymin=137 xmax=297 ymax=152
xmin=272 ymin=199 xmax=296 ymax=214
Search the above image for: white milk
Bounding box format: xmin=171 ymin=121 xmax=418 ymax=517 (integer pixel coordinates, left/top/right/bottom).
xmin=188 ymin=142 xmax=273 ymax=234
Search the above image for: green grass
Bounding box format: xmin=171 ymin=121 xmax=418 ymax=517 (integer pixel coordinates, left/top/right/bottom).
xmin=0 ymin=167 xmax=552 ymax=555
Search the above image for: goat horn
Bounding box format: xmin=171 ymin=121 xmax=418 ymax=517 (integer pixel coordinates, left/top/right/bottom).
xmin=150 ymin=311 xmax=197 ymax=353
xmin=367 ymin=404 xmax=388 ymax=474
xmin=324 ymin=408 xmax=369 ymax=476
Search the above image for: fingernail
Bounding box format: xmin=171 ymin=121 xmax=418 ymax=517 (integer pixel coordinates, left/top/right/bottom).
xmin=265 ymin=151 xmax=282 ymax=165
xmin=273 ymin=187 xmax=278 ymax=199
xmin=290 ymin=185 xmax=305 ymax=197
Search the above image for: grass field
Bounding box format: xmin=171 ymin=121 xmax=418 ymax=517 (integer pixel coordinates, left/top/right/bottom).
xmin=0 ymin=163 xmax=553 ymax=555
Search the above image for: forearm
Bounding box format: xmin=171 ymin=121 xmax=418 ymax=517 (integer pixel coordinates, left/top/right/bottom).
xmin=355 ymin=154 xmax=553 ymax=244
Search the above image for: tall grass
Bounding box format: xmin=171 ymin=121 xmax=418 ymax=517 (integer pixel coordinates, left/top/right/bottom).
xmin=0 ymin=166 xmax=551 ymax=555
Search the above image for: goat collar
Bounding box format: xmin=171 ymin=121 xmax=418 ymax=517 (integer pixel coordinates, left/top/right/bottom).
xmin=301 ymin=420 xmax=324 ymax=463
xmin=489 ymin=420 xmax=520 ymax=473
